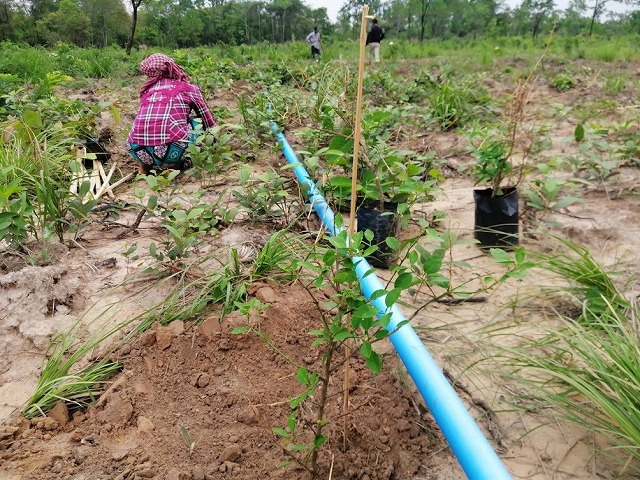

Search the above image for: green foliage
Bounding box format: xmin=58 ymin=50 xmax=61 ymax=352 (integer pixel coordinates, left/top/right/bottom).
xmin=23 ymin=315 xmax=126 ymax=418
xmin=133 ymin=171 xmax=237 ymax=262
xmin=231 ymin=216 xmax=535 ymax=475
xmin=188 ymin=123 xmax=244 ymax=185
xmin=430 ymin=80 xmax=473 ymax=130
xmin=531 ymin=238 xmax=630 ymax=322
xmin=0 ymin=185 xmax=36 ymax=249
xmin=505 ymin=304 xmax=640 ymax=475
xmin=232 ymin=166 xmax=300 ymax=224
xmin=0 ymin=166 xmax=97 ymax=246
xmin=567 ymin=127 xmax=624 ymax=186
xmin=179 ymin=426 xmax=199 ymax=459
xmin=490 ymin=245 xmax=640 ymax=475
xmin=467 ymin=126 xmax=514 ymax=192
xmin=136 ymin=230 xmax=300 ymax=330
xmin=603 ymin=75 xmax=626 ymax=95
xmin=523 ymin=162 xmax=583 ymax=228
xmin=551 ymin=72 xmax=576 ymax=91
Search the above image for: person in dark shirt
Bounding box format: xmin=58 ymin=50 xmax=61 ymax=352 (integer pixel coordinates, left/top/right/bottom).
xmin=366 ymin=19 xmax=385 ymax=63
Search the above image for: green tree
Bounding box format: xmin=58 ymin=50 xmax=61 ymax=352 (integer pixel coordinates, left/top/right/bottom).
xmin=418 ymin=0 xmax=432 ymax=41
xmin=29 ymin=0 xmax=57 ymax=20
xmin=80 ymin=0 xmax=130 ymax=47
xmin=520 ymin=0 xmax=556 ymax=39
xmin=36 ymin=0 xmax=92 ymax=45
xmin=570 ymin=0 xmax=611 ymax=36
xmin=0 ymin=0 xmax=14 ymax=40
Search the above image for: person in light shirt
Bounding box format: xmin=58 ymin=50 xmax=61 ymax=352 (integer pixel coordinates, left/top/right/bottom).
xmin=305 ymin=26 xmax=321 ymax=60
xmin=128 ymin=53 xmax=215 ymax=174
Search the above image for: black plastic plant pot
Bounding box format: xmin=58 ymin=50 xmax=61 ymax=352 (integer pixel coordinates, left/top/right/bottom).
xmin=357 ymin=199 xmax=399 ymax=269
xmin=81 ymin=136 xmax=111 ymax=168
xmin=473 ymin=187 xmax=519 ymax=248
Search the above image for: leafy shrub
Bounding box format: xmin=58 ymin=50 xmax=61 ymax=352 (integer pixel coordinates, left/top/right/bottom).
xmin=551 ymin=73 xmax=576 ymax=91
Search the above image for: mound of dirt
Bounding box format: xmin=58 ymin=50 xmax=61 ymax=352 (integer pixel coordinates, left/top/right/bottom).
xmin=0 ymin=282 xmax=439 ymax=480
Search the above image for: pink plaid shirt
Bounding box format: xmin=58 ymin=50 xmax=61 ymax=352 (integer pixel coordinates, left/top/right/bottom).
xmin=127 ymin=78 xmax=215 ymax=146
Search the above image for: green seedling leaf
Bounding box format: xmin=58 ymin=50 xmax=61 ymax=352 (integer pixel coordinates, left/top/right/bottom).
xmin=385 ymin=288 xmax=401 ymax=308
xmin=328 ymin=176 xmax=352 ymax=187
xmin=333 ymin=330 xmax=352 ymax=342
xmin=574 ymin=124 xmax=585 ymax=142
xmin=385 ymin=237 xmax=399 ymax=250
xmin=313 ymin=434 xmax=327 ymax=449
xmin=287 ymin=412 xmax=296 ymax=432
xmin=360 ymin=342 xmax=373 ymax=358
xmin=146 ymin=195 xmax=158 ymax=210
xmin=365 ymin=351 xmax=382 ymax=373
xmin=296 ymin=368 xmax=310 ymax=386
xmin=22 ymin=111 xmax=43 ymax=130
xmin=231 ymin=327 xmax=248 ymax=334
xmin=353 ymin=303 xmax=379 ymax=319
xmin=370 ymin=289 xmax=387 ymax=301
xmin=280 ymin=162 xmax=301 ymax=170
xmin=395 ymin=272 xmax=414 ymax=289
xmin=552 ymin=196 xmax=582 ymax=210
xmin=490 ymin=248 xmax=511 ymax=264
xmin=145 ymin=175 xmax=158 ymax=190
xmin=272 ymin=427 xmax=289 ymax=437
xmin=333 ymin=271 xmax=355 ymax=284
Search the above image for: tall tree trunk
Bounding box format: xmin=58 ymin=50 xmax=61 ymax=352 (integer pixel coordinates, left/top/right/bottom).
xmin=588 ymin=0 xmax=601 ymax=37
xmin=419 ymin=0 xmax=431 ymax=43
xmin=126 ymin=0 xmax=143 ymax=55
xmin=258 ymin=10 xmax=262 ymax=42
xmin=281 ymin=10 xmax=285 ymax=43
xmin=1 ymin=1 xmax=10 ymax=41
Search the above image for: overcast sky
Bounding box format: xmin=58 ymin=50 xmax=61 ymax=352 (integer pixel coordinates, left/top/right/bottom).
xmin=304 ymin=0 xmax=632 ymax=23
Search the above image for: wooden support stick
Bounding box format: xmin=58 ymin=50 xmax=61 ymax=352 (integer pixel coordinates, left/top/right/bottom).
xmin=70 ymin=147 xmax=88 ymax=195
xmin=87 ymin=159 xmax=102 ymax=201
xmin=344 ymin=4 xmax=371 ymax=454
xmin=97 ymin=160 xmax=115 ymax=199
xmin=348 ymin=5 xmax=370 ymax=238
xmin=94 ymin=162 xmax=118 ymax=200
xmin=105 ymin=172 xmax=134 ymax=192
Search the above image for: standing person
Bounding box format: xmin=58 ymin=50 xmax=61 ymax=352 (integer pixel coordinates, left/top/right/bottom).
xmin=128 ymin=53 xmax=216 ymax=174
xmin=366 ymin=19 xmax=385 ymax=63
xmin=306 ymin=26 xmax=321 ymax=60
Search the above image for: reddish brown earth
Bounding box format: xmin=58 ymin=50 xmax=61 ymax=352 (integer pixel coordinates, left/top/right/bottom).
xmin=0 ymin=282 xmax=440 ymax=480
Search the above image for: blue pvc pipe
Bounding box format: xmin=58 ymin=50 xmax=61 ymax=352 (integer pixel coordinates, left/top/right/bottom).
xmin=272 ymin=123 xmax=512 ymax=480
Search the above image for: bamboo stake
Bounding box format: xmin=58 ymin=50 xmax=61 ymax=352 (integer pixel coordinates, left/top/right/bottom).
xmin=97 ymin=160 xmax=116 ymax=199
xmin=348 ymin=5 xmax=371 ymax=238
xmin=105 ymin=172 xmax=134 ymax=192
xmin=344 ymin=4 xmax=373 ymax=454
xmin=94 ymin=161 xmax=118 ymax=200
xmin=86 ymin=159 xmax=102 ymax=202
xmin=70 ymin=146 xmax=88 ymax=195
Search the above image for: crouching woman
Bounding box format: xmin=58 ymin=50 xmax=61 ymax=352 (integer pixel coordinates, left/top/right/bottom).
xmin=128 ymin=53 xmax=216 ymax=174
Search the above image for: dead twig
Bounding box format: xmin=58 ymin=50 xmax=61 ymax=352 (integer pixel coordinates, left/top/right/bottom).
xmin=115 ymin=208 xmax=147 ymax=239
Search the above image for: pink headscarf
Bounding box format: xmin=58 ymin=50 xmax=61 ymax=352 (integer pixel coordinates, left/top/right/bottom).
xmin=139 ymin=53 xmax=190 ymax=96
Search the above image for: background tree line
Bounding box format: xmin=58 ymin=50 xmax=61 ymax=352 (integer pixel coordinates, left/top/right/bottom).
xmin=0 ymin=0 xmax=639 ymax=49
